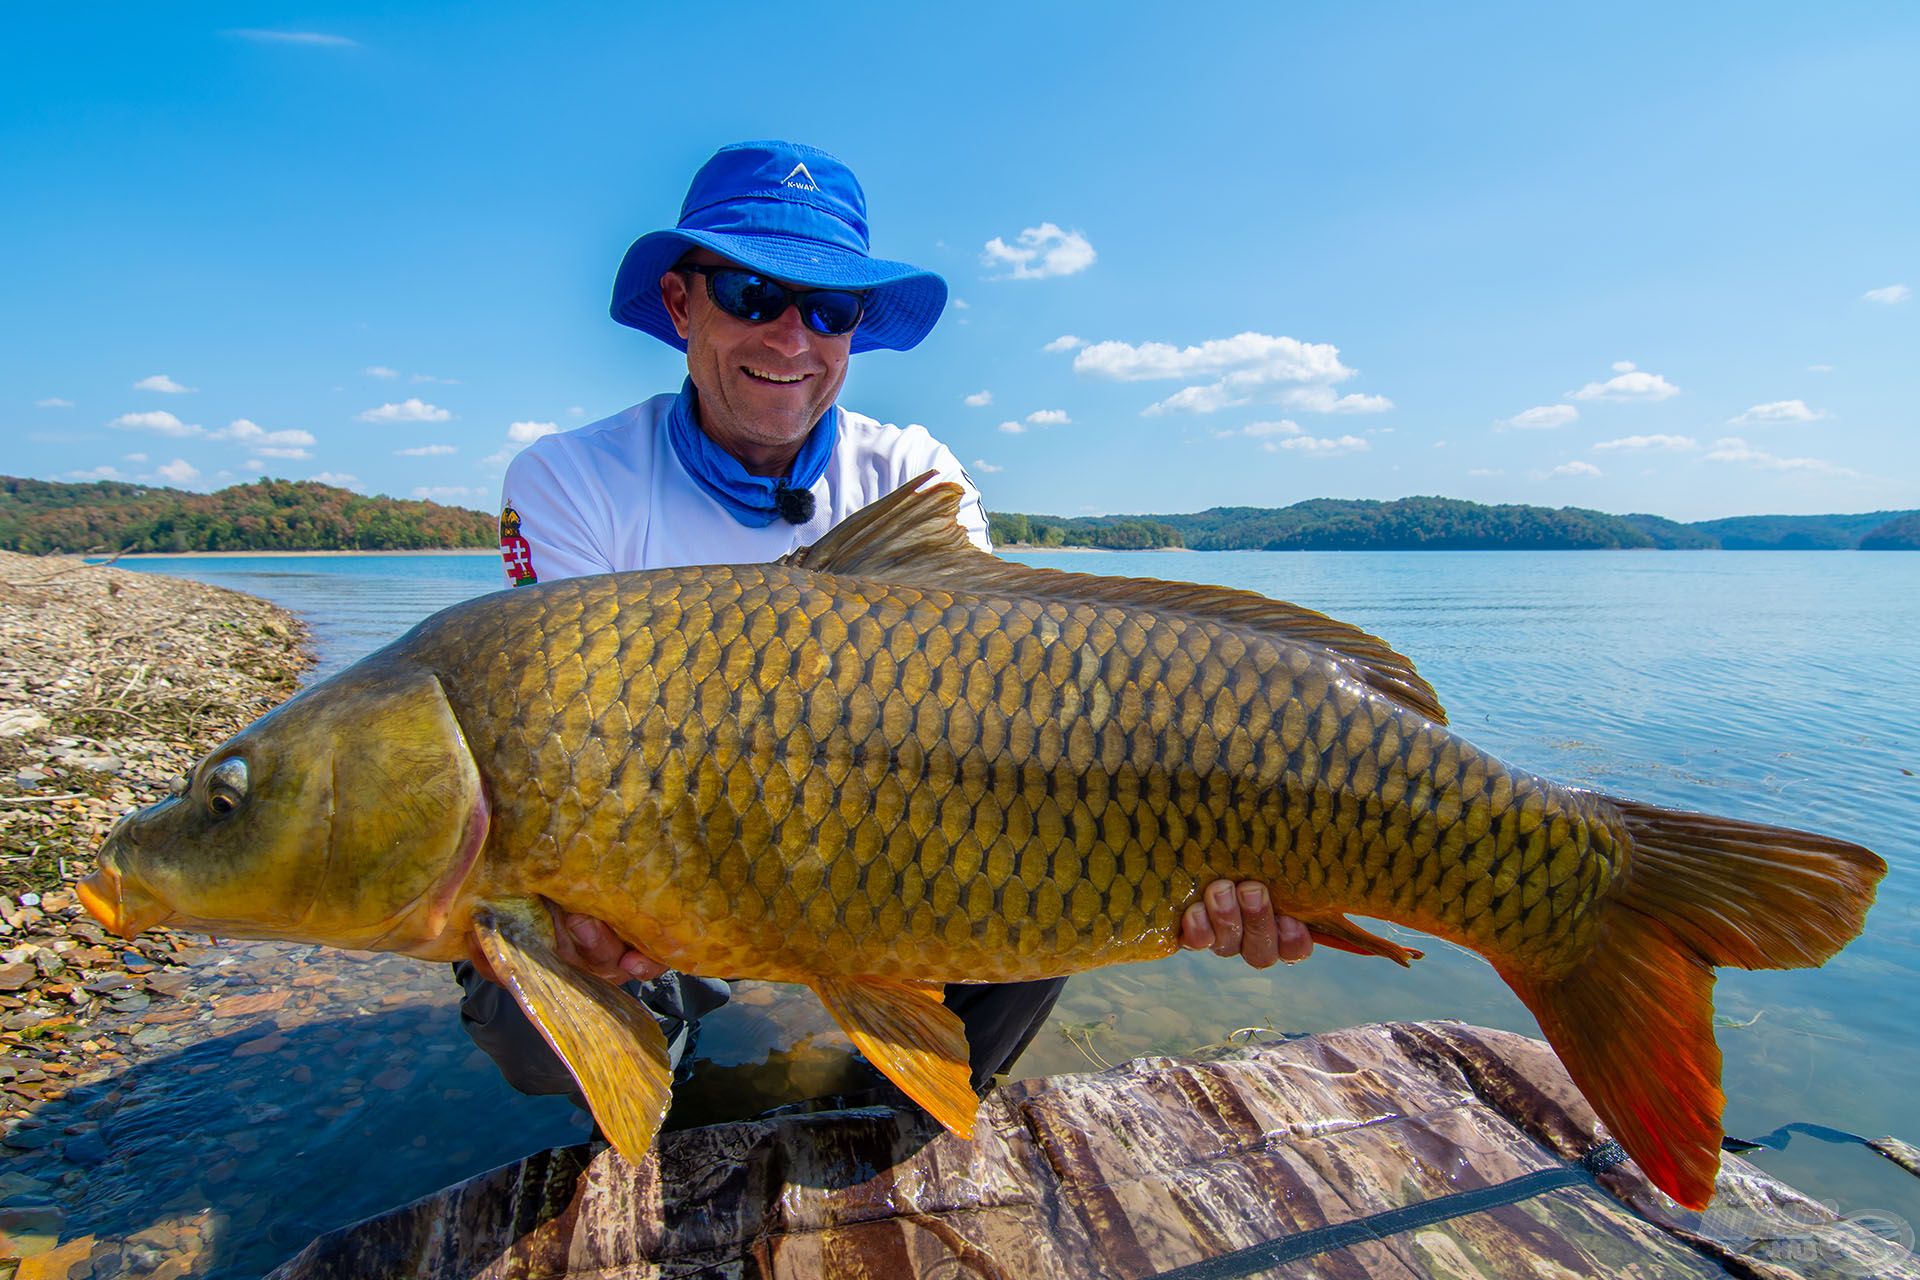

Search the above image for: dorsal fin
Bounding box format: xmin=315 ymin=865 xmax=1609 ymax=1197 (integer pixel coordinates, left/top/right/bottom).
xmin=783 ymin=473 xmax=1448 ymax=724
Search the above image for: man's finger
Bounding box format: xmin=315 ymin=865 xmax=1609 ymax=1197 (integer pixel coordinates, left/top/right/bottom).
xmin=1202 ymin=880 xmax=1243 ymax=957
xmin=1277 ymin=914 xmax=1315 ymax=964
xmin=560 ymin=913 xmax=633 ymax=983
xmin=1179 ymin=901 xmax=1215 ymax=951
xmin=1236 ymin=882 xmax=1281 ymax=969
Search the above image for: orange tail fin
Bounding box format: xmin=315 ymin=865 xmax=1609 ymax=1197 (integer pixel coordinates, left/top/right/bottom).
xmin=1500 ymin=798 xmax=1884 ymax=1210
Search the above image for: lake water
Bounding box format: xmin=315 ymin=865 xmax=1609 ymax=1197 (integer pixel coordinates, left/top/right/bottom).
xmin=107 ymin=547 xmax=1920 ymax=1262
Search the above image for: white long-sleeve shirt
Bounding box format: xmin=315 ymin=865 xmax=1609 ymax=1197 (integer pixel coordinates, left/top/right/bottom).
xmin=498 ymin=394 xmax=990 ymax=583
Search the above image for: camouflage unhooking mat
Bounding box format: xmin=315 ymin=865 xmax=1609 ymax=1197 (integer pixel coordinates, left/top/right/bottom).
xmin=268 ymin=1021 xmax=1918 ymax=1279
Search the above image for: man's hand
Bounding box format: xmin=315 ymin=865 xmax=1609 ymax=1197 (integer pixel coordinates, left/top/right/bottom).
xmin=467 ymin=904 xmax=666 ymax=987
xmin=1180 ymin=880 xmax=1314 ymax=969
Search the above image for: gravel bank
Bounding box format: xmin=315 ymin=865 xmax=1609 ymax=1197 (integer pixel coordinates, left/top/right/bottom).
xmin=0 ymin=551 xmax=308 ymax=1270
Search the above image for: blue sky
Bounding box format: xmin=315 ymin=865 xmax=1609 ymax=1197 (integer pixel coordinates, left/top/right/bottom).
xmin=4 ymin=3 xmax=1915 ymax=522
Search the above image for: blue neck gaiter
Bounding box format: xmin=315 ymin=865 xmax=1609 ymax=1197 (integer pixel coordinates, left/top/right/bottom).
xmin=664 ymin=379 xmax=838 ymax=527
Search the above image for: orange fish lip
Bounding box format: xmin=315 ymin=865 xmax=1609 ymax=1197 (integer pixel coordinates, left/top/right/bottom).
xmin=76 ymin=861 xmax=173 ymax=939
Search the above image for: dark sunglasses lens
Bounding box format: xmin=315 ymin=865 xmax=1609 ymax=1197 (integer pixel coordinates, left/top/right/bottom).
xmin=801 ymin=291 xmax=864 ymax=336
xmin=709 ymin=270 xmax=786 ymax=322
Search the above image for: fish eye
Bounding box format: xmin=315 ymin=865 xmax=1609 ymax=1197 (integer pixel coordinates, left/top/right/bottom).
xmin=206 ymin=757 xmax=249 ymax=816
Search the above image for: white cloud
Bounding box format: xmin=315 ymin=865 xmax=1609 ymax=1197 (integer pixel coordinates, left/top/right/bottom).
xmin=479 ymin=448 xmax=517 ymax=470
xmin=507 ymin=420 xmax=559 ymax=444
xmin=1545 ymin=461 xmax=1603 ymax=478
xmin=1075 ymin=332 xmax=1361 ymax=417
xmin=133 ymin=374 xmax=195 ymax=394
xmin=411 ymin=373 xmax=460 ymax=384
xmin=1077 ymin=332 xmax=1349 ymax=383
xmin=1863 ymin=284 xmax=1911 ymax=304
xmin=64 ymin=465 xmax=125 ymax=481
xmin=154 ymin=459 xmax=201 ymax=485
xmin=1273 ymin=433 xmax=1369 ymax=456
xmin=1808 ymin=364 xmax=1834 ymax=373
xmin=1705 ymin=437 xmax=1858 ymax=476
xmin=1501 ymin=404 xmax=1579 ymax=430
xmin=950 ymin=298 xmax=970 ymax=310
xmin=123 ymin=452 xmax=148 ymax=463
xmin=997 ymin=420 xmax=1027 ymax=434
xmin=212 ymin=419 xmax=317 ymax=452
xmin=412 ymin=485 xmax=486 ymax=503
xmin=228 ymin=29 xmax=356 ymax=45
xmin=110 ymin=410 xmax=202 ymax=437
xmin=365 ymin=365 xmax=400 ymax=379
xmin=311 ymin=471 xmax=364 ymax=490
xmin=1593 ymin=434 xmax=1698 ymax=452
xmin=567 ymin=406 xmax=586 ymax=417
xmin=1566 ymin=361 xmax=1680 ymax=402
xmin=396 ymin=444 xmax=457 ymax=457
xmin=1279 ymin=387 xmax=1393 ymax=414
xmin=963 ymin=390 xmax=994 ymax=407
xmin=1026 ymin=409 xmax=1071 ymax=426
xmin=970 ymin=459 xmax=1003 ymax=474
xmin=358 ymin=398 xmax=452 ymax=423
xmin=1213 ymin=419 xmax=1302 ymax=439
xmin=1467 ymin=467 xmax=1504 ymax=477
xmin=981 ymin=223 xmax=1096 ymax=280
xmin=1729 ymin=399 xmax=1825 ymax=426
xmin=1042 ymin=335 xmax=1084 ymax=353
xmin=35 ymin=397 xmax=73 ymax=408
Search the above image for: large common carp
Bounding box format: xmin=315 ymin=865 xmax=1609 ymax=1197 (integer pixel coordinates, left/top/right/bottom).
xmin=79 ymin=478 xmax=1884 ymax=1210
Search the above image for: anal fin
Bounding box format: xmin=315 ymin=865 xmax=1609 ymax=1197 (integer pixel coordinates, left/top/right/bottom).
xmin=472 ymin=899 xmax=673 ymax=1164
xmin=1301 ymin=912 xmax=1424 ymax=966
xmin=812 ymin=975 xmax=979 ymax=1137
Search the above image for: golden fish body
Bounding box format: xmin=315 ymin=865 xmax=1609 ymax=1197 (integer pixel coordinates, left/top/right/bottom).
xmin=427 ymin=565 xmax=1612 ymax=989
xmin=81 ymin=478 xmax=1884 ymax=1210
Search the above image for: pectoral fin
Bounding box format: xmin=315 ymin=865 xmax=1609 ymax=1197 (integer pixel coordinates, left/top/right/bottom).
xmin=1301 ymin=912 xmax=1425 ymax=966
xmin=472 ymin=899 xmax=672 ymax=1164
xmin=811 ymin=975 xmax=979 ymax=1137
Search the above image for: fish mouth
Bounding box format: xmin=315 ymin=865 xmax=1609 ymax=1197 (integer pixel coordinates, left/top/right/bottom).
xmin=76 ymin=861 xmax=173 ymax=939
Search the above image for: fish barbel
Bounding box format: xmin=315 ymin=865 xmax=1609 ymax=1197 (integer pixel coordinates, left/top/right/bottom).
xmin=79 ymin=476 xmax=1884 ymax=1209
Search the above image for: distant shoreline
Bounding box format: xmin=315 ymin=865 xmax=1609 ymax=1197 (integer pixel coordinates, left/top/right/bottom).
xmin=100 ymin=548 xmax=499 ymax=560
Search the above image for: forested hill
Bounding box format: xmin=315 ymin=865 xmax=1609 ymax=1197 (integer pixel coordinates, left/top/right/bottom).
xmin=990 ymin=496 xmax=1919 ymax=551
xmin=0 ymin=477 xmax=495 ymax=553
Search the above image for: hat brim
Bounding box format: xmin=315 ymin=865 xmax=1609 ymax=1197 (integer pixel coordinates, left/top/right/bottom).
xmin=611 ymin=230 xmax=948 ymax=355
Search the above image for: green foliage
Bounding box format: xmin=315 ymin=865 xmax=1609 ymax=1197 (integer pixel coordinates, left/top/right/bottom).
xmin=0 ymin=476 xmax=496 ymax=553
xmin=1860 ymin=512 xmax=1920 ymax=551
xmin=1617 ymin=513 xmax=1720 ymax=549
xmin=992 ymin=496 xmax=1920 ymax=552
xmin=1691 ymin=510 xmax=1916 ymax=550
xmin=989 ymin=511 xmax=1183 ymax=549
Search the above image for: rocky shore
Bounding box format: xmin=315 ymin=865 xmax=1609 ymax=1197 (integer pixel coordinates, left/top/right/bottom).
xmin=0 ymin=551 xmax=308 ymax=1275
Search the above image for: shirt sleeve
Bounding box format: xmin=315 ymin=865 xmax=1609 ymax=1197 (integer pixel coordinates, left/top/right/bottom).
xmin=499 ymin=443 xmax=616 ymax=585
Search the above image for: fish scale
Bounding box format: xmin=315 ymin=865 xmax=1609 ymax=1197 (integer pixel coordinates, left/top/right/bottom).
xmin=420 ymin=564 xmax=1608 ymax=987
xmin=81 ymin=476 xmax=1884 ymax=1210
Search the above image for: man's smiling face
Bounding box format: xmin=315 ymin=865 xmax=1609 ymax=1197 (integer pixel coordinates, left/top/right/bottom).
xmin=661 ymin=249 xmax=855 ymax=477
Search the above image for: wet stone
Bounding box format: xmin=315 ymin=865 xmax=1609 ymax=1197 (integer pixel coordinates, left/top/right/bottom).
xmin=63 ymin=1131 xmax=109 ymax=1165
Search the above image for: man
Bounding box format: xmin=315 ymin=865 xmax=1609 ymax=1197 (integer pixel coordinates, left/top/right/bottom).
xmin=459 ymin=140 xmax=1313 ymax=1112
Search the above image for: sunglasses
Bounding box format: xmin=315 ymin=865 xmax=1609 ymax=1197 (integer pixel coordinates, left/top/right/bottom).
xmin=678 ymin=264 xmax=867 ymax=337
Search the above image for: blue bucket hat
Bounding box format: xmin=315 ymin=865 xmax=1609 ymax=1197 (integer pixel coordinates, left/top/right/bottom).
xmin=611 ymin=141 xmax=948 ymax=355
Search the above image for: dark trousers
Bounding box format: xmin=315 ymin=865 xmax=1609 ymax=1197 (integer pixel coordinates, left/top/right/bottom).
xmin=454 ymin=963 xmax=1067 ymax=1102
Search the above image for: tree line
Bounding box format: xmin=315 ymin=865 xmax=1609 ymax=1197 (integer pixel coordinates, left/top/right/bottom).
xmin=0 ymin=477 xmax=496 ymax=554
xmin=991 ymin=496 xmax=1919 ymax=551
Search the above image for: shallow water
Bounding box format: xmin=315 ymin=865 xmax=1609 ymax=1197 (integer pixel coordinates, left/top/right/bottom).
xmin=99 ymin=547 xmax=1920 ymax=1269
